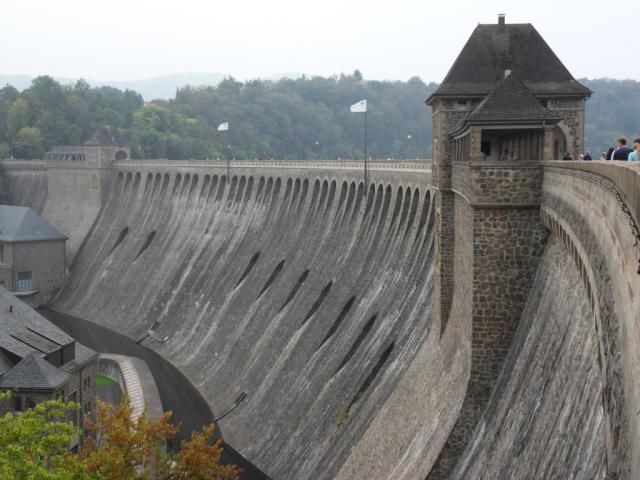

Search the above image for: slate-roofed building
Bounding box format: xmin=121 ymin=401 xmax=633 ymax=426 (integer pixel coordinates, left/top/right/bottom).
xmin=0 ymin=286 xmax=97 ymax=446
xmin=427 ymin=14 xmax=591 ymax=165
xmin=0 ymin=205 xmax=67 ymax=307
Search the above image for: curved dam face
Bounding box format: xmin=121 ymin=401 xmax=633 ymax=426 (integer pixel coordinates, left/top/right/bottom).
xmin=452 ymin=237 xmax=607 ymax=479
xmin=2 ymin=161 xmax=48 ymax=213
xmin=55 ymin=166 xmax=440 ymax=478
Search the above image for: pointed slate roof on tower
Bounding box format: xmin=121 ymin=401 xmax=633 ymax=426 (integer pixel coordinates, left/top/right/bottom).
xmin=84 ymin=126 xmax=129 ymax=146
xmin=0 ymin=353 xmax=70 ymax=390
xmin=0 ymin=206 xmax=67 ymax=243
xmin=468 ymin=73 xmax=562 ymax=122
xmin=427 ymin=19 xmax=591 ymax=102
xmin=449 ymin=73 xmax=562 ymax=136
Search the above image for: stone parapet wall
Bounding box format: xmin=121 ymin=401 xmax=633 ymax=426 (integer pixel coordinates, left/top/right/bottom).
xmin=541 ymin=161 xmax=640 ymax=478
xmin=0 ymin=159 xmax=47 ymax=171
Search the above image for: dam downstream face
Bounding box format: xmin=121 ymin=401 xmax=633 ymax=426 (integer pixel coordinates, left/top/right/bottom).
xmin=56 ymin=170 xmax=436 ymax=479
xmin=452 ymin=237 xmax=607 ymax=479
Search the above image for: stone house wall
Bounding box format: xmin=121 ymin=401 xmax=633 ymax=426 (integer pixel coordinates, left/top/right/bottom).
xmin=12 ymin=239 xmax=66 ymax=306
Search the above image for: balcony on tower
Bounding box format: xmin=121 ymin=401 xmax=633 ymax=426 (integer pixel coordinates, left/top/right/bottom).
xmin=447 ymin=72 xmax=562 ymax=207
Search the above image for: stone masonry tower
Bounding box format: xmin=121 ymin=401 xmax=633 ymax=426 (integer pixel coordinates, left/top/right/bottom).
xmin=43 ymin=127 xmax=130 ymax=261
xmin=426 ymin=15 xmax=591 ymax=478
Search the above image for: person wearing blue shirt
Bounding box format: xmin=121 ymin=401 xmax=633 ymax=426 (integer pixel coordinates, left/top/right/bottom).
xmin=612 ymin=138 xmax=634 ymax=160
xmin=629 ymin=138 xmax=640 ymax=162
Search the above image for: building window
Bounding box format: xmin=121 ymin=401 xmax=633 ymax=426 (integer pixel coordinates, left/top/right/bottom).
xmin=17 ymin=271 xmax=32 ymax=291
xmin=14 ymin=396 xmax=23 ymax=412
xmin=0 ymin=244 xmax=4 ymax=262
xmin=26 ymin=397 xmax=36 ymax=409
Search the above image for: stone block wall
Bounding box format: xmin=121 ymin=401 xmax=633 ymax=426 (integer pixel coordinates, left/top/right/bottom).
xmin=0 ymin=390 xmax=56 ymax=416
xmin=547 ymin=99 xmax=586 ymax=160
xmin=16 ymin=240 xmax=66 ymax=291
xmin=469 ymin=163 xmax=543 ymax=206
xmin=41 ymin=166 xmax=107 ymax=262
xmin=429 ymin=204 xmax=547 ymax=478
xmin=452 ymin=162 xmax=544 ymax=207
xmin=435 ymin=190 xmax=456 ymax=333
xmin=470 ymin=208 xmax=548 ymax=397
xmin=430 ymin=100 xmax=475 ymax=190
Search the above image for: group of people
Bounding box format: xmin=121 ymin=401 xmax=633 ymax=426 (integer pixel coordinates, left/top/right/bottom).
xmin=562 ymin=137 xmax=639 ymax=161
xmin=600 ymin=137 xmax=640 ymax=161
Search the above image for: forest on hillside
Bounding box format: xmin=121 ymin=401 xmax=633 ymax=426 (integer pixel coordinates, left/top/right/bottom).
xmin=0 ymin=74 xmax=637 ymax=166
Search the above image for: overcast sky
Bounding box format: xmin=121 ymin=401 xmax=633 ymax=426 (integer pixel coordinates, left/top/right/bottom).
xmin=1 ymin=0 xmax=637 ymax=82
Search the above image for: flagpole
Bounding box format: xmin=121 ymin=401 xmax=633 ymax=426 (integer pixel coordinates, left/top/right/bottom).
xmin=217 ymin=122 xmax=230 ymax=179
xmin=364 ymin=109 xmax=368 ymax=194
xmin=226 ymin=133 xmax=230 ymax=180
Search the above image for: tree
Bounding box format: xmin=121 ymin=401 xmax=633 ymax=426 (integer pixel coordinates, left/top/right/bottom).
xmin=6 ymin=98 xmax=30 ymax=140
xmin=0 ymin=391 xmax=85 ymax=480
xmin=0 ymin=392 xmax=240 ymax=480
xmin=13 ymin=126 xmax=44 ymax=158
xmin=79 ymin=398 xmax=241 ymax=480
xmin=0 ymin=161 xmax=9 ymax=203
xmin=0 ymin=85 xmax=20 ymax=142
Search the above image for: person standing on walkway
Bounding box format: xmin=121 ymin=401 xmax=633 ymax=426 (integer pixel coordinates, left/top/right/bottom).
xmin=605 ymin=147 xmax=615 ymax=160
xmin=583 ymin=152 xmax=592 ymax=160
xmin=612 ymin=138 xmax=634 ymax=160
xmin=562 ymin=152 xmax=573 ymax=160
xmin=629 ymin=138 xmax=640 ymax=162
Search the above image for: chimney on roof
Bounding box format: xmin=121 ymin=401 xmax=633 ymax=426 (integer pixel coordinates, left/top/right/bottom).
xmin=498 ymin=14 xmax=506 ymax=34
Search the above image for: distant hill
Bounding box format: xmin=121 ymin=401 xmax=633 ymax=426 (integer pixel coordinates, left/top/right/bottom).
xmin=0 ymin=72 xmax=308 ymax=101
xmin=93 ymin=73 xmax=228 ymax=100
xmin=0 ymin=75 xmax=34 ymax=92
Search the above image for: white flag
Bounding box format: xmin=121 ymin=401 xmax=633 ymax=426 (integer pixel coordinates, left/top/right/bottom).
xmin=350 ymin=100 xmax=367 ymax=113
xmin=217 ymin=122 xmax=229 ymax=131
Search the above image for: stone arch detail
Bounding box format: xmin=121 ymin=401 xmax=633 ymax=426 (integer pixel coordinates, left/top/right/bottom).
xmin=554 ymin=121 xmax=573 ymax=159
xmin=115 ymin=150 xmax=128 ymax=161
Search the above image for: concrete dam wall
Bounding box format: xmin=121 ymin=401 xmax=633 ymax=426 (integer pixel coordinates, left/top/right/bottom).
xmin=4 ymin=157 xmax=639 ymax=478
xmin=51 ymin=162 xmax=471 ymax=478
xmin=2 ymin=160 xmax=48 ymax=213
xmin=452 ymin=237 xmax=607 ymax=479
